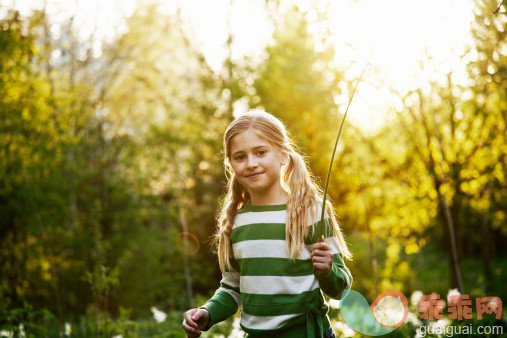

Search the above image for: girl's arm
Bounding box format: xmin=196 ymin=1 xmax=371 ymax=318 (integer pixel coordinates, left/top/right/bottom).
xmin=309 ymin=210 xmax=353 ymax=299
xmin=312 ymin=236 xmax=353 ymax=299
xmin=199 ymin=268 xmax=241 ymax=330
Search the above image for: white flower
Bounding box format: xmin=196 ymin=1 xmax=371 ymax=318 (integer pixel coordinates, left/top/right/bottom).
xmin=227 ymin=317 xmax=245 ymax=338
xmin=0 ymin=330 xmax=13 ymax=338
xmin=65 ymin=322 xmax=71 ymax=336
xmin=406 ymin=312 xmax=422 ymax=326
xmin=112 ymin=335 xmax=123 ymax=338
xmin=328 ymin=299 xmax=340 ymax=309
xmin=150 ymin=306 xmax=167 ymax=323
xmin=411 ymin=290 xmax=423 ymax=307
xmin=18 ymin=324 xmax=25 ymax=338
xmin=334 ymin=321 xmax=356 ymax=337
xmin=429 ymin=318 xmax=450 ymax=331
xmin=447 ymin=288 xmax=460 ymax=302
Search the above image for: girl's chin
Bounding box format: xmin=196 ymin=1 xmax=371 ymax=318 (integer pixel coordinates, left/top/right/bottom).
xmin=244 ymin=184 xmax=270 ymax=193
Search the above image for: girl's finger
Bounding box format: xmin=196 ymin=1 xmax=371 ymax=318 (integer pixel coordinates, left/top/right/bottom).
xmin=313 ymin=242 xmax=332 ymax=251
xmin=187 ymin=330 xmax=201 ymax=338
xmin=313 ymin=263 xmax=331 ymax=274
xmin=184 ymin=312 xmax=198 ymax=328
xmin=312 ymin=258 xmax=331 ymax=266
xmin=312 ymin=248 xmax=329 ymax=255
xmin=311 ymin=249 xmax=332 ymax=258
xmin=312 ymin=258 xmax=331 ymax=265
xmin=311 ymin=255 xmax=327 ymax=262
xmin=192 ymin=310 xmax=204 ymax=323
xmin=182 ymin=321 xmax=201 ymax=336
xmin=313 ymin=262 xmax=328 ymax=269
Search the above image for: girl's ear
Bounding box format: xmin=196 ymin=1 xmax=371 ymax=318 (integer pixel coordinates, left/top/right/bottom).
xmin=282 ymin=152 xmax=289 ymax=165
xmin=281 ymin=147 xmax=290 ymax=165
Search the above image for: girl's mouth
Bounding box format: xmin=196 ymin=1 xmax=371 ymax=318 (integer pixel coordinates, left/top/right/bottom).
xmin=247 ymin=173 xmax=262 ymax=178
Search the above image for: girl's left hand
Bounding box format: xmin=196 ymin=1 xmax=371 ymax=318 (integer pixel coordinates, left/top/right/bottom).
xmin=311 ymin=236 xmax=333 ymax=277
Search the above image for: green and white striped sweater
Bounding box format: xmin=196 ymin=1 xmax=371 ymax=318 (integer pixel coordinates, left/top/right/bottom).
xmin=202 ymin=202 xmax=353 ymax=337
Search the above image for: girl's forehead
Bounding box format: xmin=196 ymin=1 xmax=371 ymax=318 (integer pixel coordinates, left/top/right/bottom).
xmin=230 ymin=130 xmax=272 ymax=150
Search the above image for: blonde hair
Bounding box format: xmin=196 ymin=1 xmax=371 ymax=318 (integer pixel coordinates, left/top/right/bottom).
xmin=214 ymin=109 xmax=352 ymax=272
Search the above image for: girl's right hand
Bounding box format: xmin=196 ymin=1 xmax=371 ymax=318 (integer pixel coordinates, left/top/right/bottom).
xmin=182 ymin=308 xmax=210 ymax=337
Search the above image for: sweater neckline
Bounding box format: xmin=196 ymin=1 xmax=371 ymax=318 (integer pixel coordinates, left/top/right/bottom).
xmin=239 ymin=200 xmax=287 ymax=213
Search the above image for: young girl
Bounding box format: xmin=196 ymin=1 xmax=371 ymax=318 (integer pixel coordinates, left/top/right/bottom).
xmin=182 ymin=110 xmax=353 ymax=337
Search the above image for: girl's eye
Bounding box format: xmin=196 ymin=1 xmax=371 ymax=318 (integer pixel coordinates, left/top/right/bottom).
xmin=232 ymin=150 xmax=266 ymax=161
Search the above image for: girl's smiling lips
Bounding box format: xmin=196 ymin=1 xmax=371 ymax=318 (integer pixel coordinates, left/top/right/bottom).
xmin=246 ymin=172 xmax=263 ymax=178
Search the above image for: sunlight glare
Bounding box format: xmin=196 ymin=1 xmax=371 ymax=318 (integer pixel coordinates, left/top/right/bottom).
xmin=326 ymin=0 xmax=475 ymax=131
xmin=7 ymin=0 xmax=476 ymax=133
xmin=175 ymin=232 xmax=200 ymax=256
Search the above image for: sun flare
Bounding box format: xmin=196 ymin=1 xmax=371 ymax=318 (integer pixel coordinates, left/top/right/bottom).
xmin=7 ymin=0 xmax=476 ymax=132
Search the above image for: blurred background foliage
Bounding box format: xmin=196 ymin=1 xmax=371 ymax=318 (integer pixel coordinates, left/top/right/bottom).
xmin=0 ymin=0 xmax=505 ymax=336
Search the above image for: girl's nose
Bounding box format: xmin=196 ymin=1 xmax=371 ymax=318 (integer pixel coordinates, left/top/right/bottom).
xmin=247 ymin=155 xmax=258 ymax=168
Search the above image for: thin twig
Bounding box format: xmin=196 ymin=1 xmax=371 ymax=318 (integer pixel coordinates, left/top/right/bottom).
xmin=319 ymin=64 xmax=369 ymax=239
xmin=493 ymin=0 xmax=505 ymax=14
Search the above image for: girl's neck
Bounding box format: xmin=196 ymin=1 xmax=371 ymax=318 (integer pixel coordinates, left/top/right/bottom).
xmin=249 ymin=190 xmax=289 ymax=206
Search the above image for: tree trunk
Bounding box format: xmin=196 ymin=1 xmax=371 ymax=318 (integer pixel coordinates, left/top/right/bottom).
xmin=177 ymin=150 xmax=194 ymax=308
xmin=178 ymin=202 xmax=194 ymax=308
xmin=481 ymin=213 xmax=492 ymax=292
xmin=438 ymin=195 xmax=464 ymax=293
xmin=360 ymin=179 xmax=378 ymax=296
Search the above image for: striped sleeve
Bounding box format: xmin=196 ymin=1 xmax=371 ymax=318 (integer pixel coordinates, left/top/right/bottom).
xmin=306 ymin=209 xmax=353 ymax=299
xmin=201 ymin=270 xmax=241 ymax=329
xmin=317 ymin=237 xmax=353 ymax=299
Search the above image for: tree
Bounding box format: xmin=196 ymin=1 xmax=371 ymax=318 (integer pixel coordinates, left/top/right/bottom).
xmin=254 ymin=5 xmax=345 ymax=190
xmin=466 ymin=0 xmax=506 ymax=292
xmin=0 ymin=10 xmax=68 ymax=321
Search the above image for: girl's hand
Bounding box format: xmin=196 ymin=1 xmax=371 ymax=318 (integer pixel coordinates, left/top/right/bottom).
xmin=182 ymin=308 xmax=210 ymax=337
xmin=311 ymin=236 xmax=333 ymax=277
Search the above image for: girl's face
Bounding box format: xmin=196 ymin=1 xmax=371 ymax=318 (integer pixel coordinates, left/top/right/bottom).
xmin=229 ymin=129 xmax=287 ymax=201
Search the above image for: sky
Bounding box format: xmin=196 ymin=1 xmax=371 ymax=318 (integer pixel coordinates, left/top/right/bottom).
xmin=3 ymin=0 xmax=476 ymax=132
